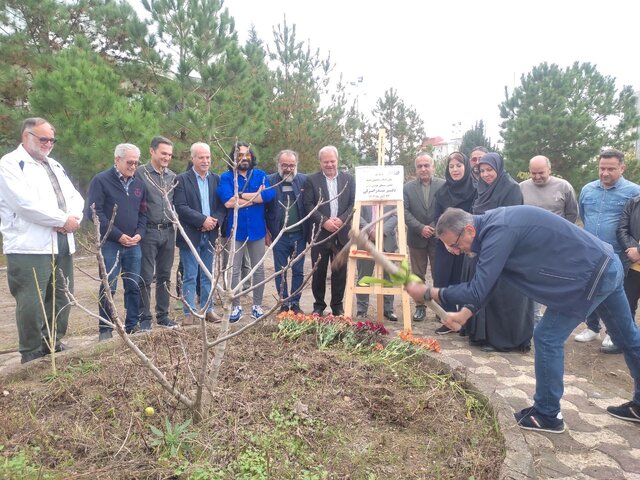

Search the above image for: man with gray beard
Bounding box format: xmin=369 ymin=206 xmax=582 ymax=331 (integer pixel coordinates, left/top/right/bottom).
xmin=265 ymin=150 xmax=308 ymax=314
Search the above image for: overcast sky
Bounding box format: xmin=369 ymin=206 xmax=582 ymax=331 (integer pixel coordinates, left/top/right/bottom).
xmin=222 ymin=0 xmax=639 ymax=144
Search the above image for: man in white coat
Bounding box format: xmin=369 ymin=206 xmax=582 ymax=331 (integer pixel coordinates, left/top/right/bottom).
xmin=0 ymin=118 xmax=84 ymax=363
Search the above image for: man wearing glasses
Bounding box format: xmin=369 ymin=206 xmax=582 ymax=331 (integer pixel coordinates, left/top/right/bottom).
xmin=406 ymin=205 xmax=640 ymax=434
xmin=0 ymin=118 xmax=84 ymax=363
xmin=86 ymin=144 xmax=147 ymax=341
xmin=403 ymin=153 xmax=444 ymax=322
xmin=469 ymin=146 xmax=488 ymax=185
xmin=265 ymin=149 xmax=308 ymax=314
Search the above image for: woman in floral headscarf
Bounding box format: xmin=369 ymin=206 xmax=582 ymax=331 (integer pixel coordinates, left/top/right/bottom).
xmin=464 ymin=153 xmax=534 ymax=352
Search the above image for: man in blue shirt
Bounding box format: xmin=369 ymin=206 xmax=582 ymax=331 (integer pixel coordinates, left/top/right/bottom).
xmin=576 ymin=149 xmax=640 ymax=353
xmin=406 ymin=206 xmax=640 ymax=433
xmin=217 ymin=142 xmax=275 ymax=322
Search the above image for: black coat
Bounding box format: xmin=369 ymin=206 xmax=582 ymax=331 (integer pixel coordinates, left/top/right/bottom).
xmin=303 ymin=171 xmax=356 ymax=245
xmin=173 ymin=169 xmax=227 ymax=249
xmin=617 ymin=196 xmax=640 ymax=274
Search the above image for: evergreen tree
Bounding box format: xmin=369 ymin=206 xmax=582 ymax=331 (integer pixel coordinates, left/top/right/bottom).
xmin=499 ymin=62 xmax=640 ymax=189
xmin=0 ymin=0 xmax=159 ymax=152
xmin=29 ymin=45 xmax=160 ymax=191
xmin=459 ymin=120 xmax=495 ymax=158
xmin=143 ymin=0 xmax=268 ymax=170
xmin=260 ymin=17 xmax=346 ymax=174
xmin=371 ymin=88 xmax=425 ymax=169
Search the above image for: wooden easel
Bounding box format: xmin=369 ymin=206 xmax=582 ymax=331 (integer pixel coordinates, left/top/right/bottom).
xmin=343 ymin=130 xmax=412 ymax=331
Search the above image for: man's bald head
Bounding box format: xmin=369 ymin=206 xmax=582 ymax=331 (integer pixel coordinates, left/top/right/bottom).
xmin=529 ymin=155 xmax=551 ymax=185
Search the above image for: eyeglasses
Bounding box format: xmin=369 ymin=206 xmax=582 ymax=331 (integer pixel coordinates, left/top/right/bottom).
xmin=27 ymin=131 xmax=57 ymax=145
xmin=237 ymin=153 xmax=252 ymax=160
xmin=449 ymin=229 xmax=464 ymax=250
xmin=125 ymin=160 xmax=140 ymax=167
xmin=280 ymin=163 xmax=296 ymax=169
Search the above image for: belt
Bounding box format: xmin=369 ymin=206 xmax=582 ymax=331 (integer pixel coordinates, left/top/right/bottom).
xmin=148 ymin=223 xmax=173 ymax=230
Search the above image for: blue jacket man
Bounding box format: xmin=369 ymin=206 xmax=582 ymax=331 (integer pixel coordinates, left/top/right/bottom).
xmin=406 ymin=205 xmax=640 ymax=434
xmin=265 ymin=149 xmax=308 ymax=313
xmin=217 ymin=142 xmax=276 ymax=322
xmin=86 ymin=144 xmax=147 ymax=340
xmin=173 ymin=142 xmax=227 ymax=325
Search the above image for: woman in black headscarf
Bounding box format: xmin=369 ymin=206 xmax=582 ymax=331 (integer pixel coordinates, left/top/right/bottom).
xmin=433 ymin=152 xmax=476 ymax=334
xmin=464 ymin=153 xmax=534 ymax=352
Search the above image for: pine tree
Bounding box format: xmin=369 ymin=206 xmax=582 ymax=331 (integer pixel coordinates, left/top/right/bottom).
xmin=459 ymin=121 xmax=495 ymax=158
xmin=260 ymin=17 xmax=346 ymax=173
xmin=29 ymin=45 xmax=160 ymax=191
xmin=500 ymin=62 xmax=639 ymax=189
xmin=371 ymin=88 xmax=425 ymax=169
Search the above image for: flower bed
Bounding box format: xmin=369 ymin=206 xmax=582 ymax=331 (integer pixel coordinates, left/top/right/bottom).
xmin=275 ymin=311 xmax=440 ymax=353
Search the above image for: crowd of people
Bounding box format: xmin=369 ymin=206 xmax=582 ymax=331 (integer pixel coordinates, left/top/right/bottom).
xmin=2 ymin=116 xmax=640 ymax=434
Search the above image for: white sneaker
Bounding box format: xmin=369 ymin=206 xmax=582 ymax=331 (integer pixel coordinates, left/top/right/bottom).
xmin=602 ymin=334 xmax=614 ymax=348
xmin=575 ymin=328 xmax=599 ymax=342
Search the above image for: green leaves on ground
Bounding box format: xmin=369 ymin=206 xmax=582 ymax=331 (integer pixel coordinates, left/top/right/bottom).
xmin=358 ymin=259 xmax=422 ymax=288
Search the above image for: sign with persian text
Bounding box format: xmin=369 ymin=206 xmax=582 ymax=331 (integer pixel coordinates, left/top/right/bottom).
xmin=354 ymin=165 xmax=404 ymax=201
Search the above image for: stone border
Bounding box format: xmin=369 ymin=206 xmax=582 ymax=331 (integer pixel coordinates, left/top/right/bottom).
xmin=423 ymin=350 xmax=536 ymax=479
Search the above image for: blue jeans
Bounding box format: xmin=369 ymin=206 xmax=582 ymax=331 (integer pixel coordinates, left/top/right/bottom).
xmin=533 ymin=259 xmax=640 ymax=416
xmin=585 ymin=310 xmax=601 ymax=333
xmin=273 ymin=231 xmax=306 ymax=305
xmin=99 ymin=241 xmax=142 ymax=333
xmin=179 ymin=234 xmax=214 ymax=315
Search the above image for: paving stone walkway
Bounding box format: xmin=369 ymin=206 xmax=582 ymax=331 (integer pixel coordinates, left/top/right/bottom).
xmin=403 ymin=320 xmax=640 ymax=480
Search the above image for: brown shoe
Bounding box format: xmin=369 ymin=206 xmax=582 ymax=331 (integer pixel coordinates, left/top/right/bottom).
xmin=182 ymin=314 xmax=195 ymax=326
xmin=205 ymin=311 xmax=221 ymax=323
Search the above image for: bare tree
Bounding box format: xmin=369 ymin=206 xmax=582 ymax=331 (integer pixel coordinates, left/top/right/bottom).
xmin=64 ymin=160 xmax=349 ymax=422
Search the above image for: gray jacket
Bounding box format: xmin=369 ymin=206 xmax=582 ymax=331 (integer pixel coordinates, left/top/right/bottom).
xmin=403 ymin=177 xmax=445 ymax=248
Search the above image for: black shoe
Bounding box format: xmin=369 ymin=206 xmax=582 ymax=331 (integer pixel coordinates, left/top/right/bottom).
xmin=435 ymin=325 xmax=453 ymax=335
xmin=157 ymin=319 xmax=178 ymax=328
xmin=412 ymin=307 xmax=426 ymax=322
xmin=98 ymin=331 xmax=113 ymax=342
xmin=383 ymin=311 xmax=398 ymax=322
xmin=601 ymin=345 xmax=623 ymax=354
xmin=280 ymin=304 xmax=290 ymax=313
xmin=607 ymin=401 xmax=640 ymax=423
xmin=41 ymin=342 xmax=67 ymax=355
xmin=21 ymin=349 xmax=46 ymax=364
xmin=332 ymin=308 xmax=344 ymax=316
xmin=356 ymin=311 xmax=368 ymax=319
xmin=514 ymin=406 xmax=565 ymax=434
xmin=290 ymin=304 xmax=304 ymax=315
xmin=125 ymin=325 xmax=141 ymax=334
xmin=312 ymin=309 xmax=324 ymax=316
xmin=480 ymin=344 xmax=497 ymax=352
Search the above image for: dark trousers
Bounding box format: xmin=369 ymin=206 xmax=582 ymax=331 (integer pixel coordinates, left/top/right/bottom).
xmin=624 ymin=268 xmax=640 ymax=320
xmin=433 ymin=239 xmax=464 ymax=312
xmin=311 ymin=238 xmax=346 ymax=313
xmin=273 ymin=230 xmax=306 ymax=306
xmin=139 ymin=226 xmax=175 ymax=326
xmin=6 ymin=234 xmax=73 ymax=354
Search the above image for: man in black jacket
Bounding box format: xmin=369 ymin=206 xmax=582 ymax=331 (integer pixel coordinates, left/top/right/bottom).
xmin=265 ymin=150 xmax=308 ymax=314
xmin=303 ymin=145 xmax=355 ymax=316
xmin=617 ymin=195 xmax=640 ymax=321
xmin=173 ymin=142 xmax=226 ymax=325
xmin=86 ymin=143 xmax=147 ymax=341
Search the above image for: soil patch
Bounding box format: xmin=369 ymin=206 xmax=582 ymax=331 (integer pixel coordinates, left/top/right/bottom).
xmin=0 ymin=324 xmax=504 ymax=479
